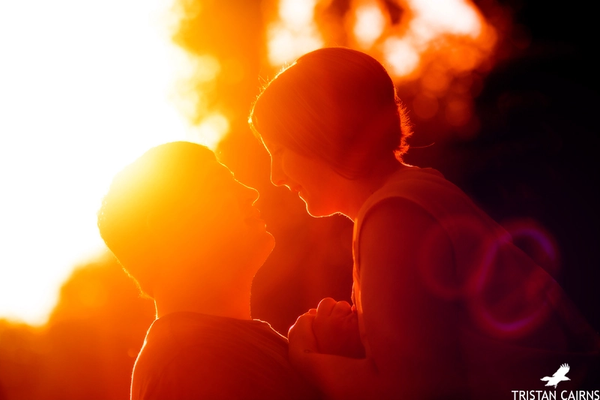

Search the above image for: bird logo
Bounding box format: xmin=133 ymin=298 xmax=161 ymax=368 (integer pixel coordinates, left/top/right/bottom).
xmin=541 ymin=364 xmax=571 ymax=388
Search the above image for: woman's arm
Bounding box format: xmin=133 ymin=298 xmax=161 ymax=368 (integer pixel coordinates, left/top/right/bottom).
xmin=358 ymin=197 xmax=465 ymax=397
xmin=288 ymin=312 xmax=380 ymax=400
xmin=289 ymin=197 xmax=466 ymax=399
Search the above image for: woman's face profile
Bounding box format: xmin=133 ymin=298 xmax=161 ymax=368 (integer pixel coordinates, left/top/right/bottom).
xmin=262 ymin=139 xmax=343 ymax=218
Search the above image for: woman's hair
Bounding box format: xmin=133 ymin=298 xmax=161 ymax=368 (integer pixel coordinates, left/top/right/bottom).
xmin=249 ymin=47 xmax=412 ymax=179
xmin=97 ymin=141 xmax=218 ymax=297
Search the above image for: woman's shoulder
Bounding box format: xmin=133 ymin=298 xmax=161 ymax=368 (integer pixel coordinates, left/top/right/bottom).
xmin=357 ymin=165 xmax=461 ymax=225
xmin=353 ymin=164 xmax=503 ymax=262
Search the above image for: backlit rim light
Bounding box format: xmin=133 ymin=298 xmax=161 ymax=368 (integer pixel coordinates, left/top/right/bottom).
xmin=267 ymin=0 xmax=323 ymax=66
xmin=267 ymin=0 xmax=495 ymax=81
xmin=0 ymin=0 xmax=200 ymax=325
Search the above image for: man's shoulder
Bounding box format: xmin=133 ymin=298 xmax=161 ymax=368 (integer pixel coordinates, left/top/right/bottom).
xmin=132 ymin=346 xmax=239 ymax=400
xmin=134 ymin=312 xmax=286 ymax=373
xmin=130 ymin=313 xmax=311 ymax=400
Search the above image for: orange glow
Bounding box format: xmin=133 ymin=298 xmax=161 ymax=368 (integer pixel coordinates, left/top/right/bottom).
xmin=189 ymin=113 xmax=231 ymax=150
xmin=374 ymin=0 xmax=494 ymax=81
xmin=412 ymin=93 xmax=439 ymax=120
xmin=0 ymin=0 xmax=189 ymax=325
xmin=383 ymin=37 xmax=421 ymax=77
xmin=421 ymin=66 xmax=451 ymax=93
xmin=445 ymin=97 xmax=471 ymax=127
xmin=352 ymin=0 xmax=386 ymax=49
xmin=266 ymin=0 xmax=500 ymax=128
xmin=410 ymin=0 xmax=481 ymax=39
xmin=268 ymin=0 xmax=495 ymax=78
xmin=267 ymin=0 xmax=323 ymax=66
xmin=172 ymin=52 xmax=230 ymax=149
xmin=169 ymin=1 xmax=237 ymax=151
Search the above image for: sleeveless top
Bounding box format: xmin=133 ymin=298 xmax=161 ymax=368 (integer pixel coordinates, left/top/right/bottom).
xmin=352 ymin=166 xmax=599 ymax=398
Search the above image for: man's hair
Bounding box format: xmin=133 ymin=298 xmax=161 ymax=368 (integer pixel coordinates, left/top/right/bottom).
xmin=97 ymin=141 xmax=218 ymax=297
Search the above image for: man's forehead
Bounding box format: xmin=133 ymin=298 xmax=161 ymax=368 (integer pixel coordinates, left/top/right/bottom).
xmin=198 ymin=160 xmax=236 ymax=185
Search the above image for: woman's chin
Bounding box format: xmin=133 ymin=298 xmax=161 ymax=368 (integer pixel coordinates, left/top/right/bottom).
xmin=304 ymin=202 xmax=339 ymax=218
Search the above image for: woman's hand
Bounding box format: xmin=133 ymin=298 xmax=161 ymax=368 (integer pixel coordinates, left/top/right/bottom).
xmin=288 ymin=311 xmax=317 ymax=354
xmin=288 ymin=298 xmax=365 ymax=360
xmin=312 ymin=298 xmax=365 ymax=358
xmin=288 ymin=308 xmax=374 ymax=400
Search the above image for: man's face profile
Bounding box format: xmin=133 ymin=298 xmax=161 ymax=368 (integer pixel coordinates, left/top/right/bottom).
xmin=155 ymin=159 xmax=274 ymax=276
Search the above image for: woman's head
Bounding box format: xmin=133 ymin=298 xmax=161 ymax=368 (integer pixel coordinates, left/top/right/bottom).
xmin=249 ymin=47 xmax=412 ymax=180
xmin=97 ymin=141 xmax=274 ymax=297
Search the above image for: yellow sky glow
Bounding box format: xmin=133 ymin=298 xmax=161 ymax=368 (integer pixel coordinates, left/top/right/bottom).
xmin=267 ymin=0 xmax=323 ymax=66
xmin=0 ymin=0 xmax=209 ymax=325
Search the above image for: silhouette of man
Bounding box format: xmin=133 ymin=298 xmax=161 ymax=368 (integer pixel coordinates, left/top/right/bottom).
xmin=97 ymin=142 xmax=319 ymax=400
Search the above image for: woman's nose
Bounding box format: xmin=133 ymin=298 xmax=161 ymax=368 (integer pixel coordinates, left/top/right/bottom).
xmin=270 ymin=156 xmax=287 ymax=187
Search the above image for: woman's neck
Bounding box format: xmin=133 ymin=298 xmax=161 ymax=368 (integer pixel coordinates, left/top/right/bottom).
xmin=339 ymin=159 xmax=406 ymax=221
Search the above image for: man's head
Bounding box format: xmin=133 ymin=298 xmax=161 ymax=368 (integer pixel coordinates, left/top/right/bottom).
xmin=97 ymin=141 xmax=274 ymax=298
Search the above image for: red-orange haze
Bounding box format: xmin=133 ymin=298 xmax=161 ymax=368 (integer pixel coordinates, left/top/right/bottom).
xmin=0 ymin=2 xmax=530 ymax=400
xmin=263 ymin=0 xmax=504 ymax=142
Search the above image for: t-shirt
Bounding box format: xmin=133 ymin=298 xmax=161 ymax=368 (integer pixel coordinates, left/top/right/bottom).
xmin=352 ymin=166 xmax=600 ymax=398
xmin=131 ymin=312 xmax=320 ymax=400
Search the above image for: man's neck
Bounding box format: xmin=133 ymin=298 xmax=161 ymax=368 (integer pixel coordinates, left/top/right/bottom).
xmin=153 ymin=276 xmax=253 ymax=321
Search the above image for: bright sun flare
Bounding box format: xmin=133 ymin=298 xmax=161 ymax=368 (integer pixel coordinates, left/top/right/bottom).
xmin=0 ymin=0 xmax=217 ymax=325
xmin=0 ymin=0 xmax=495 ymax=326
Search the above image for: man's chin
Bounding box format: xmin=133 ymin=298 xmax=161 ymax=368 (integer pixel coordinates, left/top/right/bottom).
xmin=247 ymin=233 xmax=275 ymax=267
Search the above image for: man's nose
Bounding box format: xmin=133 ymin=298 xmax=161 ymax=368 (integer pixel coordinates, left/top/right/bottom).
xmin=240 ymin=184 xmax=260 ymax=206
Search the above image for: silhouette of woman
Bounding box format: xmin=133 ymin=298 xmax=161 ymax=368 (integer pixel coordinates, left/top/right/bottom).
xmin=249 ymin=47 xmax=600 ymax=399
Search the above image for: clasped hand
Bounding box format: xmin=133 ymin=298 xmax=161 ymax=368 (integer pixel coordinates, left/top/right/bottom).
xmin=289 ymin=297 xmax=365 ymax=359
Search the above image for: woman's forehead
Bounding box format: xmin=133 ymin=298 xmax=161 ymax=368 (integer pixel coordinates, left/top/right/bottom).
xmin=260 ymin=137 xmax=282 ymax=153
